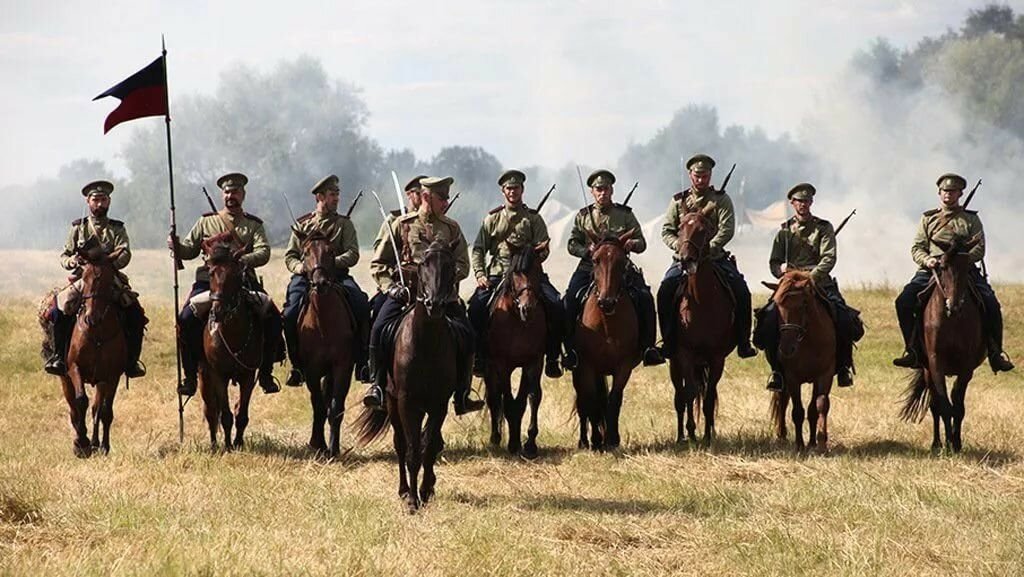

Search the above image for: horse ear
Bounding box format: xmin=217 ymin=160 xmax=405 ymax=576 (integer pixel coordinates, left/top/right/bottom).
xmin=762 ymin=281 xmax=779 ymax=291
xmin=618 ymin=228 xmax=637 ymax=245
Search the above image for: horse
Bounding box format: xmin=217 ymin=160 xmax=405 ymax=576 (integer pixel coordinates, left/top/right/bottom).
xmin=199 ymin=232 xmax=263 ymax=451
xmin=60 ymin=244 xmax=128 ymax=457
xmin=668 ymin=204 xmax=735 ymax=446
xmin=573 ymin=229 xmax=640 ymax=451
xmin=484 ymin=241 xmax=549 ymax=458
xmin=900 ymin=235 xmax=986 ymax=453
xmin=296 ymin=228 xmax=355 ymax=458
xmin=355 ymin=237 xmax=462 ymax=513
xmin=763 ymin=271 xmax=836 ymax=453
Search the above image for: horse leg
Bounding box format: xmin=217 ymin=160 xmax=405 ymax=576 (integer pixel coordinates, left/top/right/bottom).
xmin=306 ymin=371 xmax=327 ymax=453
xmin=572 ymin=369 xmax=589 ymax=449
xmin=812 ymin=377 xmax=832 ymax=455
xmin=390 ymin=401 xmax=410 ymax=500
xmin=403 ymin=408 xmax=425 ymax=513
xmin=199 ymin=366 xmax=219 ymax=450
xmin=420 ymin=410 xmax=447 ymax=505
xmin=589 ymin=373 xmax=606 ymax=451
xmin=505 ymin=372 xmax=525 ymax=456
xmin=605 ymin=369 xmax=630 ymax=449
xmin=933 ymin=371 xmax=954 ymax=452
xmin=950 ymin=373 xmax=971 ymax=453
xmin=327 ymin=363 xmax=351 ymax=459
xmin=791 ymin=384 xmax=806 ymax=453
xmin=680 ymin=359 xmax=699 ymax=443
xmin=99 ymin=382 xmax=117 ymax=454
xmin=702 ymin=360 xmax=725 ymax=448
xmin=232 ymin=379 xmax=254 ymax=449
xmin=806 ymin=390 xmax=818 ymax=448
xmin=61 ymin=376 xmax=90 ymax=457
xmin=484 ymin=365 xmax=505 ymax=448
xmin=90 ymin=385 xmax=103 ymax=452
xmin=523 ymin=364 xmax=542 ymax=459
xmin=669 ymin=359 xmax=687 ymax=445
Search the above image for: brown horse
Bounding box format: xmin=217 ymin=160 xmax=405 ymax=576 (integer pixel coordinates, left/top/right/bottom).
xmin=669 ymin=205 xmax=735 ymax=446
xmin=61 ymin=245 xmax=127 ymax=457
xmin=573 ymin=230 xmax=640 ymax=450
xmin=200 ymin=232 xmax=263 ymax=451
xmin=296 ymin=228 xmax=355 ymax=458
xmin=900 ymin=235 xmax=986 ymax=453
xmin=355 ymin=237 xmax=461 ymax=513
xmin=763 ymin=271 xmax=836 ymax=453
xmin=484 ymin=241 xmax=549 ymax=458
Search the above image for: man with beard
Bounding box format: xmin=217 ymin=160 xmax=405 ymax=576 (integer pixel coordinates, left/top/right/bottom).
xmin=562 ymin=169 xmax=664 ymax=369
xmin=657 ymin=154 xmax=757 ymax=360
xmin=281 ymin=175 xmax=371 ymax=387
xmin=44 ymin=180 xmax=147 ymax=378
xmin=368 ymin=175 xmax=426 ymax=327
xmin=168 ymin=172 xmax=282 ymax=396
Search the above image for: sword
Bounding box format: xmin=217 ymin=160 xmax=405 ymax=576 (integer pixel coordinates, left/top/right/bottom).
xmin=371 ymin=190 xmax=406 ymax=289
xmin=391 ymin=171 xmax=406 ymax=215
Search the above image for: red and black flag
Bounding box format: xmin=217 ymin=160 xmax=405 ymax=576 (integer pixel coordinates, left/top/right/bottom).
xmin=93 ymin=56 xmax=168 ymax=134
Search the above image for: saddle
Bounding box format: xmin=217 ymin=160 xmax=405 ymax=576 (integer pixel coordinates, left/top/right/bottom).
xmin=916 ymin=275 xmax=985 ymax=312
xmin=379 ymin=302 xmax=472 ymax=374
xmin=672 ymin=260 xmax=736 ymax=311
xmin=297 ymin=281 xmax=358 ymax=332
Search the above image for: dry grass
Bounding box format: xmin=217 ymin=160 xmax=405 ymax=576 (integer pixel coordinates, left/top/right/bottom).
xmin=1 ymin=250 xmax=1023 ymax=576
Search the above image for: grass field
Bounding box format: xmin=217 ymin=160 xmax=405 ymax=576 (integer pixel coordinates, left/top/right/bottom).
xmin=2 ymin=250 xmax=1023 ymax=576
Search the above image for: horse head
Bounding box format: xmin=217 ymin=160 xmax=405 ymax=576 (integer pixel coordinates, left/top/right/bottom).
xmin=418 ymin=234 xmax=460 ymax=320
xmin=505 ymin=240 xmax=547 ymax=322
xmin=587 ymin=228 xmax=633 ymax=315
xmin=202 ymin=232 xmax=245 ymax=319
xmin=934 ymin=233 xmax=982 ymax=317
xmin=296 ymin=226 xmax=337 ymax=292
xmin=76 ymin=240 xmax=120 ymax=327
xmin=763 ymin=270 xmax=815 ymax=359
xmin=677 ymin=203 xmax=717 ymax=274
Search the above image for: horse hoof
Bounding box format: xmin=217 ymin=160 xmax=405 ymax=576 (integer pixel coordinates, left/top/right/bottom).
xmin=489 ymin=435 xmax=501 ymax=448
xmin=420 ymin=489 xmax=434 ymax=505
xmin=577 ymin=439 xmax=589 ymax=450
xmin=404 ymin=495 xmax=420 ymax=514
xmin=73 ymin=441 xmax=92 ymax=459
xmin=522 ymin=442 xmax=538 ymax=460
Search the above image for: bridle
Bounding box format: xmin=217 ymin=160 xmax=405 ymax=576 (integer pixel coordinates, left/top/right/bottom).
xmin=777 ymin=287 xmax=810 ymax=358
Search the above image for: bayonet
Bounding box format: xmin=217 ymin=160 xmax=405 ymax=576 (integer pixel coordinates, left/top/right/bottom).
xmin=345 ymin=190 xmax=364 ymax=218
xmin=719 ymin=163 xmax=737 ymax=193
xmin=444 ymin=191 xmax=460 ymax=214
xmin=834 ymin=209 xmax=857 ymax=236
xmin=535 ymin=184 xmax=556 ymax=212
xmin=622 ymin=181 xmax=639 ymax=206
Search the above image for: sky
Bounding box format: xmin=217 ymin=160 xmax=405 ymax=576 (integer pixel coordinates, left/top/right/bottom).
xmin=2 ymin=0 xmax=1021 ymax=186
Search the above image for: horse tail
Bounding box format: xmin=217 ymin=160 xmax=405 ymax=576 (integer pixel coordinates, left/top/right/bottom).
xmin=899 ymin=368 xmax=931 ymax=423
xmin=353 ymin=405 xmax=391 ymax=447
xmin=770 ymin=391 xmax=787 ymax=437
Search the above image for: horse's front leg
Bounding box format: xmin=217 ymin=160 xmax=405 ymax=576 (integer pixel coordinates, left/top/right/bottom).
xmin=702 ymin=359 xmax=725 ymax=447
xmin=484 ymin=366 xmax=504 ymax=448
xmin=669 ymin=359 xmax=687 ymax=445
xmin=811 ymin=377 xmax=831 ymax=454
xmin=98 ymin=382 xmax=117 ymax=454
xmin=523 ymin=364 xmax=543 ymax=459
xmin=327 ymin=362 xmax=352 ymax=459
xmin=571 ymin=368 xmax=589 ymax=449
xmin=506 ymin=367 xmax=529 ymax=456
xmin=232 ymin=376 xmax=254 ymax=450
xmin=791 ymin=384 xmax=806 ymax=453
xmin=403 ymin=407 xmax=425 ymax=513
xmin=306 ymin=371 xmax=327 ymax=453
xmin=420 ymin=409 xmax=448 ymax=505
xmin=390 ymin=401 xmax=410 ymax=501
xmin=61 ymin=375 xmax=91 ymax=457
xmin=932 ymin=370 xmax=954 ymax=452
xmin=605 ymin=367 xmax=631 ymax=449
xmin=950 ymin=373 xmax=971 ymax=453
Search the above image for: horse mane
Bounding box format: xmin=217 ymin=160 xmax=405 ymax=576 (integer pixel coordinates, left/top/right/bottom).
xmin=509 ymin=245 xmax=537 ymax=275
xmin=203 ymin=232 xmax=236 ymax=264
xmin=773 ymin=270 xmax=815 ymax=303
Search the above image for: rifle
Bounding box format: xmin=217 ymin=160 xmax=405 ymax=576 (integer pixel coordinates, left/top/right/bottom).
xmin=622 ymin=182 xmax=639 ymax=206
xmin=535 ymin=184 xmax=556 ymax=212
xmin=719 ymin=163 xmax=737 ymax=193
xmin=444 ymin=191 xmax=461 ymax=214
xmin=345 ymin=190 xmax=364 ymax=217
xmin=834 ymin=209 xmax=856 ymax=236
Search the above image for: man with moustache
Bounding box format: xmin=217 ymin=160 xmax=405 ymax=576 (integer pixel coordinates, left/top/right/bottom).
xmin=281 ymin=175 xmax=371 ymax=387
xmin=892 ymin=173 xmax=1013 ymax=372
xmin=561 ymin=169 xmax=664 ymax=369
xmin=368 ymin=175 xmax=426 ymax=327
xmin=754 ymin=183 xmax=863 ymax=390
xmin=656 ymin=154 xmax=757 ymax=360
xmin=468 ymin=169 xmax=565 ymax=379
xmin=362 ymin=176 xmax=485 ymax=415
xmin=168 ymin=172 xmax=283 ymax=396
xmin=44 ymin=180 xmax=148 ymax=378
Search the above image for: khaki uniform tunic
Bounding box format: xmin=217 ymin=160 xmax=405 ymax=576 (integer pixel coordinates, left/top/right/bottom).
xmin=471 ymin=203 xmax=550 ymax=280
xmin=284 ymin=210 xmax=359 ymax=275
xmin=661 ymin=187 xmax=736 ymax=261
xmin=911 ymin=207 xmax=984 ymax=270
xmin=370 ymin=207 xmax=470 ymax=292
xmin=768 ymin=216 xmax=837 ymax=287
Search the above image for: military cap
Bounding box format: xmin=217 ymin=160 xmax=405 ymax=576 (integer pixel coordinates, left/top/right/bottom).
xmin=686 ymin=154 xmax=716 ymax=174
xmin=421 ymin=176 xmax=454 ymax=197
xmin=217 ymin=172 xmax=249 ymax=191
xmin=81 ymin=180 xmax=114 ymax=197
xmin=310 ymin=174 xmax=340 ymax=195
xmin=936 ymin=173 xmax=967 ymax=191
xmin=586 ymin=169 xmax=616 ymax=188
xmin=787 ymin=182 xmax=816 ymax=201
xmin=498 ymin=169 xmax=526 ymax=187
xmin=405 ymin=175 xmax=429 ymax=192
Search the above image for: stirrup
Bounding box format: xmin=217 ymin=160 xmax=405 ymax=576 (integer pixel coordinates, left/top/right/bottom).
xmin=545 ymin=356 xmax=563 ymax=379
xmin=837 ymin=367 xmax=854 ymax=387
xmin=454 ymin=390 xmax=485 ymax=416
xmin=643 ymin=347 xmax=665 ymax=366
xmin=125 ymin=360 xmax=146 ymax=378
xmin=286 ymin=368 xmax=304 ymax=387
xmin=44 ymin=356 xmax=67 ymax=376
xmin=177 ymin=376 xmax=197 ymax=397
xmin=363 ymin=384 xmax=384 ymax=410
xmin=562 ymin=350 xmax=578 ymax=371
xmin=990 ymin=352 xmax=1015 ymax=373
xmin=892 ymin=350 xmax=920 ymax=368
xmin=259 ymin=374 xmax=281 ymax=394
xmin=766 ymin=372 xmax=784 ymax=392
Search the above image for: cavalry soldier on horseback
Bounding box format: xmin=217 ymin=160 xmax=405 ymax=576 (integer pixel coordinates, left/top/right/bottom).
xmin=755 ymin=183 xmax=864 ymax=390
xmin=369 ymin=175 xmax=426 ymax=323
xmin=893 ymin=173 xmax=1013 ymax=372
xmin=363 ymin=176 xmax=485 ymax=415
xmin=282 ymin=175 xmax=371 ymax=387
xmin=168 ymin=172 xmax=283 ymax=396
xmin=657 ymin=154 xmax=757 ymax=360
xmin=562 ymin=169 xmax=663 ymax=369
xmin=468 ymin=169 xmax=564 ymax=379
xmin=44 ymin=180 xmax=147 ymax=378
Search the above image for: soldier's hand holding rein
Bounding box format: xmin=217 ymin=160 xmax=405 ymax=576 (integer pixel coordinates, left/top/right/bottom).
xmin=624 ymin=239 xmax=641 ymax=253
xmin=387 ymin=284 xmax=410 ymax=304
xmin=476 ymin=277 xmax=490 ymax=290
xmin=925 ymin=257 xmax=940 ymax=269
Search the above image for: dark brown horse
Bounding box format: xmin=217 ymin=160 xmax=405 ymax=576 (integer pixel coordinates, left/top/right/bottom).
xmin=355 ymin=237 xmax=461 ymax=512
xmin=200 ymin=232 xmax=263 ymax=451
xmin=61 ymin=245 xmax=127 ymax=457
xmin=669 ymin=204 xmax=735 ymax=446
xmin=900 ymin=235 xmax=986 ymax=453
xmin=484 ymin=241 xmax=548 ymax=458
xmin=763 ymin=271 xmax=836 ymax=453
xmin=573 ymin=230 xmax=640 ymax=450
xmin=296 ymin=228 xmax=355 ymax=458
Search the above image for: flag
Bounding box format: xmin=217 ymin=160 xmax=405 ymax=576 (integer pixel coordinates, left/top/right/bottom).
xmin=93 ymin=56 xmax=168 ymax=134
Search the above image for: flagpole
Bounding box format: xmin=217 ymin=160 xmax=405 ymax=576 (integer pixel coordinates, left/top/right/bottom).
xmin=162 ymin=36 xmax=186 ymax=444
